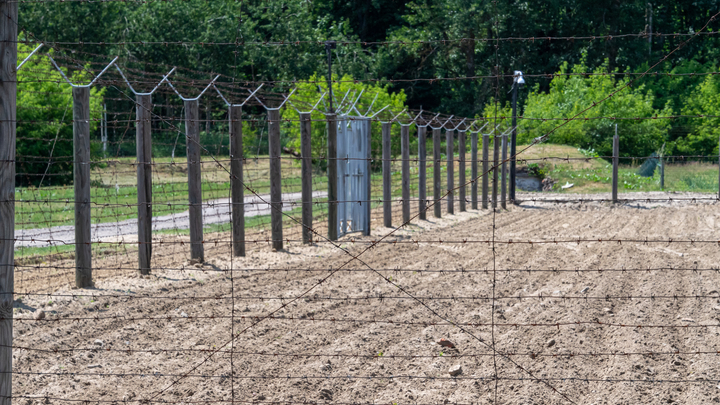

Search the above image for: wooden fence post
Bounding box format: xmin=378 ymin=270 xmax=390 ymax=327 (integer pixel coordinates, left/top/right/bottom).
xmin=0 ymin=3 xmax=18 ymax=401
xmin=327 ymin=113 xmax=338 ymax=239
xmin=492 ymin=132 xmax=499 ymax=210
xmin=300 ymin=113 xmax=312 ymax=243
xmin=471 ymin=131 xmax=478 ymax=210
xmin=401 ymin=125 xmax=410 ymax=224
xmin=73 ymin=87 xmax=92 ymax=287
xmin=418 ymin=126 xmax=427 ymax=220
xmin=458 ymin=130 xmax=466 ymax=212
xmin=482 ymin=134 xmax=489 ymax=209
xmin=382 ymin=122 xmax=392 ymax=227
xmin=268 ymin=109 xmax=283 ymax=251
xmin=230 ymin=105 xmax=245 ymax=255
xmin=136 ymin=94 xmax=152 ymax=274
xmin=446 ymin=129 xmax=454 ymax=215
xmin=433 ymin=127 xmax=442 ymax=218
xmin=185 ymin=99 xmax=204 ymax=262
xmin=612 ymin=127 xmax=619 ymax=203
xmin=501 ymin=133 xmax=508 ymax=210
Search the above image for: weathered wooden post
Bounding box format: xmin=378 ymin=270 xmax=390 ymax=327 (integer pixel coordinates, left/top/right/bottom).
xmin=327 ymin=113 xmax=338 ymax=239
xmin=612 ymin=126 xmax=619 ymax=204
xmin=382 ymin=122 xmax=392 ymax=227
xmin=300 ymin=113 xmax=312 ymax=243
xmin=73 ymin=87 xmax=92 ymax=287
xmin=433 ymin=127 xmax=442 ymax=218
xmin=501 ymin=132 xmax=508 ymax=210
xmin=482 ymin=134 xmax=489 ymax=209
xmin=230 ymin=105 xmax=245 ymax=255
xmin=136 ymin=94 xmax=152 ymax=274
xmin=0 ymin=3 xmax=17 ymax=401
xmin=185 ymin=99 xmax=204 ymax=261
xmin=401 ymin=125 xmax=410 ymax=224
xmin=458 ymin=130 xmax=466 ymax=212
xmin=268 ymin=109 xmax=283 ymax=250
xmin=418 ymin=126 xmax=427 ymax=220
xmin=471 ymin=131 xmax=478 ymax=210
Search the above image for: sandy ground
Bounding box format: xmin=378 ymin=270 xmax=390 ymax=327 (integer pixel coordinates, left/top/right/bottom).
xmin=12 ymin=192 xmax=720 ymax=405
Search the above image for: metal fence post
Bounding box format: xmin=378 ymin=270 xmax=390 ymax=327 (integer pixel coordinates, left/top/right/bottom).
xmin=73 ymin=87 xmax=92 ymax=287
xmin=327 ymin=113 xmax=338 ymax=239
xmin=492 ymin=131 xmax=499 ymax=210
xmin=471 ymin=131 xmax=478 ymax=210
xmin=136 ymin=94 xmax=152 ymax=274
xmin=0 ymin=3 xmax=17 ymax=401
xmin=418 ymin=126 xmax=427 ymax=220
xmin=501 ymin=132 xmax=508 ymax=210
xmin=459 ymin=130 xmax=466 ymax=212
xmin=230 ymin=105 xmax=245 ymax=255
xmin=433 ymin=127 xmax=442 ymax=218
xmin=268 ymin=109 xmax=283 ymax=251
xmin=364 ymin=119 xmax=371 ymax=236
xmin=612 ymin=126 xmax=619 ymax=203
xmin=185 ymin=99 xmax=204 ymax=261
xmin=401 ymin=125 xmax=410 ymax=224
xmin=446 ymin=129 xmax=454 ymax=215
xmin=382 ymin=122 xmax=392 ymax=227
xmin=300 ymin=113 xmax=313 ymax=243
xmin=482 ymin=134 xmax=489 ymax=209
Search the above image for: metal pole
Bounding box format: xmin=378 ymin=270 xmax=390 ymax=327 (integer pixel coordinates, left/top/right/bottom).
xmin=433 ymin=128 xmax=442 ymax=218
xmin=136 ymin=94 xmax=153 ymax=274
xmin=471 ymin=131 xmax=478 ymax=210
xmin=612 ymin=125 xmax=619 ymax=203
xmin=230 ymin=106 xmax=245 ymax=255
xmin=492 ymin=131 xmax=499 ymax=209
xmin=73 ymin=87 xmax=92 ymax=287
xmin=458 ymin=130 xmax=466 ymax=212
xmin=0 ymin=2 xmax=17 ymax=400
xmin=510 ymin=82 xmax=518 ymax=203
xmin=401 ymin=125 xmax=410 ymax=223
xmin=446 ymin=129 xmax=454 ymax=215
xmin=300 ymin=113 xmax=312 ymax=244
xmin=325 ymin=41 xmax=336 ymax=113
xmin=382 ymin=122 xmax=392 ymax=227
xmin=327 ymin=113 xmax=338 ymax=239
xmin=418 ymin=126 xmax=427 ymax=220
xmin=482 ymin=134 xmax=489 ymax=209
xmin=501 ymin=132 xmax=508 ymax=210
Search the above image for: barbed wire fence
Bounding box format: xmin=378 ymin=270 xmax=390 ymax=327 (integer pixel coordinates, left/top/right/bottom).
xmin=2 ymin=2 xmax=720 ymax=404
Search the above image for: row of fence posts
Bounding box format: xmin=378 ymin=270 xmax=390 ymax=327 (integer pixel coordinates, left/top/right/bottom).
xmin=6 ymin=82 xmax=720 ymax=294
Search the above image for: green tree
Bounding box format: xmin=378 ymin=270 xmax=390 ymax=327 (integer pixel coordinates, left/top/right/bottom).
xmin=283 ymin=73 xmax=407 ymax=170
xmin=16 ymin=44 xmax=105 ymax=186
xmin=488 ymin=60 xmax=673 ymax=158
xmin=678 ymin=72 xmax=720 ymax=157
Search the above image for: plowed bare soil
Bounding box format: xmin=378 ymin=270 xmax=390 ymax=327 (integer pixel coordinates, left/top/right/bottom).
xmin=13 ymin=192 xmax=720 ymax=405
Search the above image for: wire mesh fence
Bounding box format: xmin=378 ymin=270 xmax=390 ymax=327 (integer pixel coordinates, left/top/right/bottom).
xmin=4 ymin=5 xmax=720 ymax=405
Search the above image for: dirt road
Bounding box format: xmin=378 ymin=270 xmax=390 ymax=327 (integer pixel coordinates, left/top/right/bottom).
xmin=12 ymin=192 xmax=720 ymax=404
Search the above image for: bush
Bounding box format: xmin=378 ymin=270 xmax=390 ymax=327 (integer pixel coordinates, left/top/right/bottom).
xmin=16 ymin=43 xmax=105 ymax=186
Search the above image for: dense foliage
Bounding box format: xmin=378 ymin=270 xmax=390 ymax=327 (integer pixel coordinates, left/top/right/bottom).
xmin=15 ymin=0 xmax=720 ymax=168
xmin=16 ymin=44 xmax=105 ymax=186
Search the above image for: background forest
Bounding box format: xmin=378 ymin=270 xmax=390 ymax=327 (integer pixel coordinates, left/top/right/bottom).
xmin=15 ymin=0 xmax=720 ymax=185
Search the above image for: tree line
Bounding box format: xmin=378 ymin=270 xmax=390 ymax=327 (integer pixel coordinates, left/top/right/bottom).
xmin=14 ymin=0 xmax=720 ymax=185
